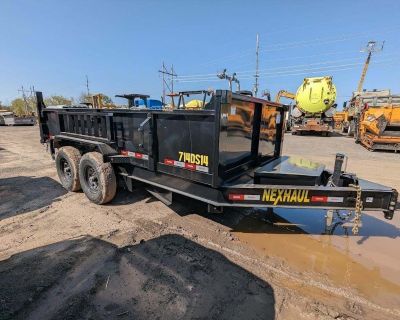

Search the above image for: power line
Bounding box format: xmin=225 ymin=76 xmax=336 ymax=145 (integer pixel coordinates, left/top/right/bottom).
xmin=240 ymin=58 xmax=397 ymax=77
xmin=176 ymin=58 xmax=399 ymax=82
xmin=178 ymin=56 xmax=364 ymax=79
xmin=176 ymin=53 xmax=399 ymax=80
xmin=196 ymin=34 xmax=360 ymax=67
xmin=193 ymin=26 xmax=400 ymax=68
xmin=179 ymin=49 xmax=362 ymax=76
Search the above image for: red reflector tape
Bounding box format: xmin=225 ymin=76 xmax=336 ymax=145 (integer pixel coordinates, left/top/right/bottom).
xmin=185 ymin=163 xmax=196 ymax=170
xmin=229 ymin=194 xmax=244 ymax=201
xmin=164 ymin=158 xmax=209 ymax=173
xmin=121 ymin=150 xmax=149 ymax=160
xmin=228 ymin=194 xmax=261 ymax=201
xmin=311 ymin=196 xmax=344 ymax=203
xmin=311 ymin=196 xmax=328 ymax=202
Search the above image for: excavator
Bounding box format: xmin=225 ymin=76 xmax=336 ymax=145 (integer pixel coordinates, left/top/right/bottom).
xmin=275 ymin=90 xmax=296 ymax=102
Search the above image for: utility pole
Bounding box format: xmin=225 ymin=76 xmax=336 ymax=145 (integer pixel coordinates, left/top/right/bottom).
xmin=86 ymin=75 xmax=90 ymax=96
xmin=357 ymin=40 xmax=384 ymax=92
xmin=171 ymin=64 xmax=176 ymax=94
xmin=158 ymin=62 xmax=177 ymax=104
xmin=253 ymin=33 xmax=260 ymax=97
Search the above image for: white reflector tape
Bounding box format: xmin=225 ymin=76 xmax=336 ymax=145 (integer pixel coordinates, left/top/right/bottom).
xmin=196 ymin=165 xmax=209 ymax=173
xmin=244 ymin=195 xmax=260 ymax=201
xmin=229 ymin=194 xmax=260 ymax=201
xmin=327 ymin=197 xmax=344 ymax=203
xmin=174 ymin=160 xmax=185 ymax=168
xmin=126 ymin=151 xmax=149 ymax=160
xmin=163 ymin=158 xmax=209 ymax=173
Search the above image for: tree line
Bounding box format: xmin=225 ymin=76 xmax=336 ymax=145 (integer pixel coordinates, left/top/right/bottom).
xmin=0 ymin=93 xmax=113 ymax=116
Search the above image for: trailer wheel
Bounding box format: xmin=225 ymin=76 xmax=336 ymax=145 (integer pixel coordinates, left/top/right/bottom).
xmin=79 ymin=152 xmax=117 ymax=204
xmin=55 ymin=146 xmax=81 ymax=192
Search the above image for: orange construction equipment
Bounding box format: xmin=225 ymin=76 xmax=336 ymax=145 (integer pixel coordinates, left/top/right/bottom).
xmin=356 ymin=92 xmax=400 ymax=151
xmin=333 ymin=111 xmax=347 ymax=131
xmin=335 ymin=90 xmax=390 ymax=136
xmin=91 ymin=94 xmax=117 ymax=109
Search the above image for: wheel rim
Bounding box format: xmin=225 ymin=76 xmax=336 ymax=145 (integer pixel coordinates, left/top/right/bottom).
xmin=85 ymin=166 xmax=99 ymax=192
xmin=60 ymin=158 xmax=72 ymax=182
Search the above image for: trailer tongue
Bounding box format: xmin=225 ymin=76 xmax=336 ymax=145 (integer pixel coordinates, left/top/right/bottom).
xmin=36 ymin=90 xmax=397 ymax=235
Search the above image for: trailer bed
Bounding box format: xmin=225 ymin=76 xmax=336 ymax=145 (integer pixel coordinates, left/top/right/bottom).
xmin=35 ymin=90 xmax=398 ymax=233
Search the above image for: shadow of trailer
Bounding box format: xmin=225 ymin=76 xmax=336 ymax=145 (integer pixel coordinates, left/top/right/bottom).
xmin=35 ymin=90 xmax=398 ymax=234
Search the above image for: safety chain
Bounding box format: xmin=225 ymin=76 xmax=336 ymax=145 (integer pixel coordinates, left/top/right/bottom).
xmin=349 ymin=183 xmax=363 ymax=235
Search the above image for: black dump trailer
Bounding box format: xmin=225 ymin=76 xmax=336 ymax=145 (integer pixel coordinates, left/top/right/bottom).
xmin=36 ymin=90 xmax=397 ymax=234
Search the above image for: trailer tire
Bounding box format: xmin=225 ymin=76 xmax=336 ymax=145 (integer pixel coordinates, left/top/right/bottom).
xmin=79 ymin=152 xmax=117 ymax=204
xmin=55 ymin=146 xmax=81 ymax=192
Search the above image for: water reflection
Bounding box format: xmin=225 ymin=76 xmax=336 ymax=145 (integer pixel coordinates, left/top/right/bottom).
xmin=259 ymin=106 xmax=279 ymax=156
xmin=232 ymin=208 xmax=400 ymax=308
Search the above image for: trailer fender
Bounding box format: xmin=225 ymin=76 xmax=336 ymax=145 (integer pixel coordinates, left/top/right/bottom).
xmin=53 ymin=135 xmax=118 ymax=158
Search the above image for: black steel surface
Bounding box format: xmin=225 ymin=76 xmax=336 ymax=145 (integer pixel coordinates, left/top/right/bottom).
xmin=36 ymin=90 xmax=396 ymax=215
xmin=254 ymin=156 xmax=325 ymax=186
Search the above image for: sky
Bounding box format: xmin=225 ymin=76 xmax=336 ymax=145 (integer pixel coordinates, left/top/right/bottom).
xmin=1 ymin=0 xmax=400 ymax=108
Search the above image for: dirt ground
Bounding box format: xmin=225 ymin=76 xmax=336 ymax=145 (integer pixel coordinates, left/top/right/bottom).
xmin=0 ymin=126 xmax=399 ymax=320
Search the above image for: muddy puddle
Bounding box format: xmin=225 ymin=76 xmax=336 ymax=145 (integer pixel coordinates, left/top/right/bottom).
xmin=232 ymin=208 xmax=400 ymax=308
